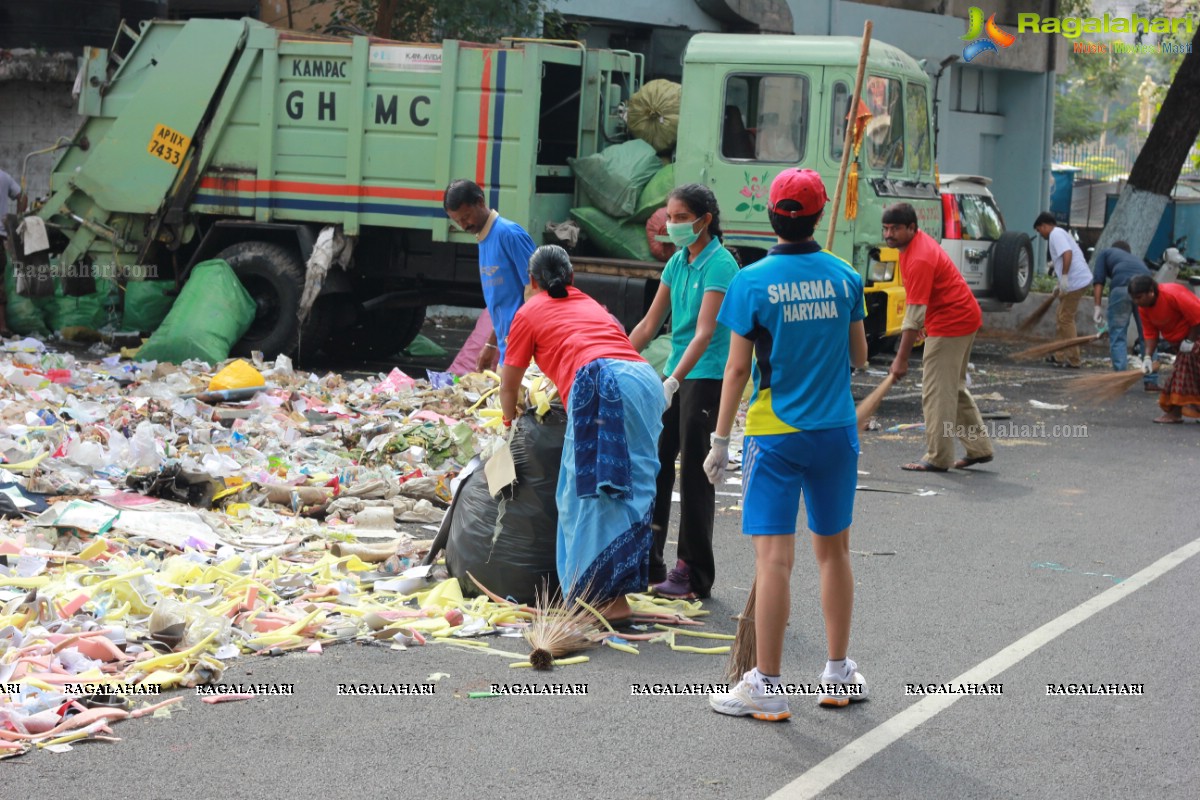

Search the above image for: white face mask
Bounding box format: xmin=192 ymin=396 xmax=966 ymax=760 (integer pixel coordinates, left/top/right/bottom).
xmin=666 ymin=219 xmax=702 ymax=249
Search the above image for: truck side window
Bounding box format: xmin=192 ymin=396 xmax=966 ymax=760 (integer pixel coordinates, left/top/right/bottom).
xmin=905 ymin=83 xmax=932 ymax=177
xmin=722 ymin=73 xmax=809 ymax=163
xmin=863 ymin=76 xmax=904 ymax=171
xmin=830 ymin=81 xmax=850 ymax=161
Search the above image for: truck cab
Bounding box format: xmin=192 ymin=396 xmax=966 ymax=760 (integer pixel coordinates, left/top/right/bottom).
xmin=675 ymin=35 xmax=940 ymax=352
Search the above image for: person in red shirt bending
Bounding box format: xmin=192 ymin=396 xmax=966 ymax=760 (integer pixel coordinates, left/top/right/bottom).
xmin=500 ymin=245 xmax=664 ymax=622
xmin=883 ymin=202 xmax=994 ymax=472
xmin=1130 ymin=275 xmax=1200 ymax=424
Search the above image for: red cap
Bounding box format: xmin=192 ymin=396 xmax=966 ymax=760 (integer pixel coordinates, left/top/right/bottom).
xmin=768 ymin=168 xmax=828 ymax=217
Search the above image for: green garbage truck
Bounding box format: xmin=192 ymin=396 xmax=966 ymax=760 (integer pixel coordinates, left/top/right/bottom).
xmin=15 ymin=16 xmax=967 ymax=358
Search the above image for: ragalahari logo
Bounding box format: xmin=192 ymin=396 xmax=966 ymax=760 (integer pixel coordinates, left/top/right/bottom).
xmin=961 ymin=7 xmax=1016 ymax=62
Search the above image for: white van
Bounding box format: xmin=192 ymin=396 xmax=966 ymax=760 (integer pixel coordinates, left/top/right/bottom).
xmin=939 ymin=174 xmax=1033 ymax=310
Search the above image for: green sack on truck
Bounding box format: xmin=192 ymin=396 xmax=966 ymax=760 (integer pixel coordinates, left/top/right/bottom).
xmin=626 ymin=79 xmax=682 ymax=154
xmin=123 ymin=280 xmax=178 ymax=332
xmin=631 ymin=164 xmax=675 ymax=223
xmin=568 ymin=139 xmax=662 ymax=219
xmin=570 ymin=207 xmax=653 ymax=262
xmin=136 ymin=259 xmax=255 ymax=364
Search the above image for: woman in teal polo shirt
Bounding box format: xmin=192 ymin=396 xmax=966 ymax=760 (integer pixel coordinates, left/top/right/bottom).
xmin=630 ymin=184 xmax=739 ymax=599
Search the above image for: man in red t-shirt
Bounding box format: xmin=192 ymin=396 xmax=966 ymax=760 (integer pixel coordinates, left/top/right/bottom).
xmin=884 ymin=202 xmax=993 ymax=472
xmin=1130 ymin=275 xmax=1200 ymax=423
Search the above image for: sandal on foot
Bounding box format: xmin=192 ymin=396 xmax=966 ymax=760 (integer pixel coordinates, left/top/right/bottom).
xmin=901 ymin=461 xmax=948 ymax=472
xmin=954 ymin=455 xmax=994 ymax=469
xmin=1153 ymin=415 xmax=1183 ymax=424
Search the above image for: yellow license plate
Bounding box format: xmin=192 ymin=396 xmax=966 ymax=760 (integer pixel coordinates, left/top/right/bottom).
xmin=146 ymin=124 xmax=190 ymax=167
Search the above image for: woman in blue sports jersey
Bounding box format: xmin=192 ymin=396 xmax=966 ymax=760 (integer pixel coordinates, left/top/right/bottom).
xmin=705 ymin=169 xmax=870 ymax=722
xmin=630 ymin=184 xmax=739 ymax=600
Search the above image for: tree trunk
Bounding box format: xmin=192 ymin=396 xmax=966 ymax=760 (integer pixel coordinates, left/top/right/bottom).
xmin=1094 ymin=34 xmax=1200 ymax=260
xmin=374 ymin=0 xmax=398 ymax=38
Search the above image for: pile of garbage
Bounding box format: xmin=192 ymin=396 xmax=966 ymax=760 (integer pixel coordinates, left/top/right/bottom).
xmin=0 ymin=340 xmax=721 ymax=757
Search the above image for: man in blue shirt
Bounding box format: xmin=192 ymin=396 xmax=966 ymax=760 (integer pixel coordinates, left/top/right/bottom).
xmin=1091 ymin=240 xmax=1152 ymax=370
xmin=444 ymin=180 xmax=536 ymax=371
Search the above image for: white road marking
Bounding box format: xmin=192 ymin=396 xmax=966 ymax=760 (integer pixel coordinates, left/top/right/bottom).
xmin=766 ymin=534 xmax=1200 ymax=800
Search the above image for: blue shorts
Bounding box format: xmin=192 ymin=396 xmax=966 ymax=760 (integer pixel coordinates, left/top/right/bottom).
xmin=741 ymin=425 xmax=859 ymax=536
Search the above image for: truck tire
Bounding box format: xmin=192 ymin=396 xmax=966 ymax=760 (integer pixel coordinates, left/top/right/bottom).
xmin=330 ymin=305 xmax=427 ymax=362
xmin=990 ymin=231 xmax=1033 ymax=304
xmin=217 ymin=241 xmax=305 ymax=358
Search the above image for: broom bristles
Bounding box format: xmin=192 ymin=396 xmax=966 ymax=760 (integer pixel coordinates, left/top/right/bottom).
xmin=1011 ymin=334 xmax=1100 ymax=361
xmin=1063 ymin=370 xmax=1145 ymax=403
xmin=1017 ymin=291 xmax=1059 ymax=333
xmin=524 ymin=581 xmax=603 ymax=669
xmin=725 ymin=579 xmax=757 ymax=682
xmin=856 ymin=374 xmax=896 ymax=429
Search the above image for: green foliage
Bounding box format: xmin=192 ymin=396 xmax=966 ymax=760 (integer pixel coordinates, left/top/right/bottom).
xmin=1054 ymin=90 xmax=1104 ymax=145
xmin=1032 ymin=273 xmax=1058 ymax=293
xmin=327 ymin=0 xmax=545 ymax=44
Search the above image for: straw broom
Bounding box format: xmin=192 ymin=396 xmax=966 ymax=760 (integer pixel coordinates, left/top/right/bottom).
xmin=1016 ymin=289 xmax=1059 ymax=333
xmin=727 ymin=20 xmax=873 ymax=684
xmin=1010 ymin=333 xmax=1102 ymax=361
xmin=1064 ymin=365 xmax=1162 ymax=404
xmin=1062 ymin=370 xmax=1143 ymax=403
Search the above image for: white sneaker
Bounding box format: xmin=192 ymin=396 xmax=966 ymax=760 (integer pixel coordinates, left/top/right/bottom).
xmin=818 ymin=658 xmax=869 ymax=707
xmin=709 ymin=670 xmax=791 ymax=721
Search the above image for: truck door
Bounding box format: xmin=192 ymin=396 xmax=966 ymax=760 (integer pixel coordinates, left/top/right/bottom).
xmin=706 ymin=68 xmax=821 ymax=255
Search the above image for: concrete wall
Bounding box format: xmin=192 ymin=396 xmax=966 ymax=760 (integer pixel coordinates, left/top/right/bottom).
xmin=0 ymin=80 xmax=81 ymax=201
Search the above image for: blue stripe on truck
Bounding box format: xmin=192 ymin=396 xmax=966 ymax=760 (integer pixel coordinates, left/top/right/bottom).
xmin=489 ymin=50 xmax=506 ymax=210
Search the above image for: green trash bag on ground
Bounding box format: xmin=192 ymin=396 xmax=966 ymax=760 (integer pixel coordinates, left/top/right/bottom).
xmin=570 ymin=207 xmax=653 ymax=262
xmin=123 ymin=280 xmax=178 ymax=332
xmin=136 ymin=260 xmax=255 ymax=364
xmin=568 ymin=139 xmax=662 ymax=218
xmin=49 ymin=279 xmax=114 ymax=332
xmin=631 ymin=164 xmax=675 ymax=223
xmin=403 ymin=333 xmax=447 ymax=358
xmin=4 ymin=256 xmax=52 ymax=336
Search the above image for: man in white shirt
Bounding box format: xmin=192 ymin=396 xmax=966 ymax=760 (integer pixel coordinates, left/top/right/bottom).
xmin=1034 ymin=212 xmax=1093 ymax=368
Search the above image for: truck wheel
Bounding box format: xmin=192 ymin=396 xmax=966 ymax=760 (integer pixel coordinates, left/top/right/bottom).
xmin=330 ymin=306 xmax=427 ymax=362
xmin=217 ymin=241 xmax=305 ymax=358
xmin=990 ymin=232 xmax=1033 ymax=303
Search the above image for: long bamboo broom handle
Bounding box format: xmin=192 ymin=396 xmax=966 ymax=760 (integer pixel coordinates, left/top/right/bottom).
xmin=856 ymin=373 xmax=896 ymax=429
xmin=825 ymin=20 xmax=873 ymax=251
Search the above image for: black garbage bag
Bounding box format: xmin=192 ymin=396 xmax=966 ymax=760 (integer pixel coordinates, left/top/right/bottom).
xmin=445 ymin=407 xmax=565 ymax=604
xmin=126 ymin=463 xmax=220 ymax=507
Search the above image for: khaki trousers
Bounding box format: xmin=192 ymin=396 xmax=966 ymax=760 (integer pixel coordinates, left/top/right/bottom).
xmin=1056 ymin=286 xmax=1087 ymax=366
xmin=921 ymin=332 xmax=992 ymax=469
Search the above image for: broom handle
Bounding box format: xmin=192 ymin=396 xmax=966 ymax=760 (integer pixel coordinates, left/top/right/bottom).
xmin=826 ymin=20 xmax=873 ymax=251
xmin=856 ymin=373 xmax=896 ymax=429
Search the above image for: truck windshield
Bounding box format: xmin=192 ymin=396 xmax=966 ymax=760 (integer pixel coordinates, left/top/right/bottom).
xmin=863 ymin=75 xmax=904 ymax=172
xmin=722 ymin=73 xmax=810 ymax=163
xmin=906 ymin=83 xmax=932 ymax=177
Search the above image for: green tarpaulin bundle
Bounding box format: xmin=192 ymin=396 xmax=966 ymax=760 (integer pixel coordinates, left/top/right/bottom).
xmin=570 ymin=207 xmax=653 ymax=262
xmin=135 ymin=260 xmax=255 ymax=364
xmin=631 ymin=164 xmax=674 ymax=223
xmin=568 ymin=139 xmax=663 ymax=219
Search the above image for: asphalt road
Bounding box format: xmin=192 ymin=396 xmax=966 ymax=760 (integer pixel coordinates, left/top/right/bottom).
xmin=15 ymin=326 xmax=1199 ymax=799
